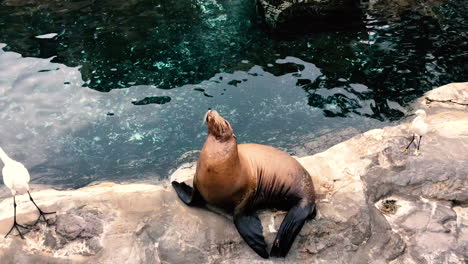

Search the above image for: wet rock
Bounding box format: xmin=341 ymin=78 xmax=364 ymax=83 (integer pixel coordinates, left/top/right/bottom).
xmin=257 ymin=0 xmax=362 ymax=33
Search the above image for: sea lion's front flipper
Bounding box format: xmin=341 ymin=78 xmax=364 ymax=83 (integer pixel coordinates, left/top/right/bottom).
xmin=270 ymin=201 xmax=316 ymax=257
xmin=171 ymin=181 xmax=205 ymax=207
xmin=233 ymin=212 xmax=269 ymax=259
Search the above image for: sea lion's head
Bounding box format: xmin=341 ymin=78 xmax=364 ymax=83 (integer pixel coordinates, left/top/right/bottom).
xmin=204 ymin=110 xmax=235 ymax=141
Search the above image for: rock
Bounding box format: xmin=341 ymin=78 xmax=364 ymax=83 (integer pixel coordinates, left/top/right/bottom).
xmin=55 ymin=210 xmax=103 ymax=241
xmin=256 ymin=0 xmax=362 ymax=33
xmin=0 ymin=82 xmax=467 ymax=263
xmin=77 ymin=212 xmax=103 ymax=239
xmin=43 ymin=230 xmax=57 ymax=249
xmin=424 ymin=82 xmax=468 ymax=109
xmin=169 ymin=162 xmax=197 ymax=183
xmin=56 ymin=215 xmax=86 ymax=240
xmin=256 ymin=0 xmax=450 ymax=34
xmin=292 ymin=127 xmax=364 ymax=156
xmin=365 ymin=0 xmax=448 ymax=17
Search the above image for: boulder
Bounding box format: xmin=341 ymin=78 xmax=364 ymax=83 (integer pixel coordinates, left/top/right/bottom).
xmin=256 ymin=0 xmax=362 ymax=33
xmin=0 ymin=82 xmax=467 ymax=263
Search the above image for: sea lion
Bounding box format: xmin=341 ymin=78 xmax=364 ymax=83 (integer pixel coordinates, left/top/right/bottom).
xmin=172 ymin=110 xmax=316 ymax=258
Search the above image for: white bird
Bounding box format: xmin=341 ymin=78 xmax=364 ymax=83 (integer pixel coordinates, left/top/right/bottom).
xmin=403 ymin=109 xmax=428 ymax=155
xmin=0 ymin=147 xmax=55 ymax=239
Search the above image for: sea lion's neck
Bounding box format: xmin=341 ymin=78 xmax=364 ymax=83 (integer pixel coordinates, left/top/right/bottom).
xmin=200 ymin=135 xmax=239 ymax=167
xmin=195 ymin=135 xmax=245 ymax=208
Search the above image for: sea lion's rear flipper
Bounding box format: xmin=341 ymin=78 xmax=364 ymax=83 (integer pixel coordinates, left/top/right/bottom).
xmin=270 ymin=201 xmax=316 ymax=257
xmin=171 ymin=181 xmax=205 ymax=207
xmin=234 ymin=212 xmax=269 ymax=259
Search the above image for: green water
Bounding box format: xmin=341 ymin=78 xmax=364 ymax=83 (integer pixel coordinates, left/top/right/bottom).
xmin=0 ymin=0 xmax=466 ymax=188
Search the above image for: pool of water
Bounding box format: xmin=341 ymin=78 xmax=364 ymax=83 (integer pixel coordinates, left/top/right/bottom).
xmin=0 ymin=0 xmax=466 ymax=188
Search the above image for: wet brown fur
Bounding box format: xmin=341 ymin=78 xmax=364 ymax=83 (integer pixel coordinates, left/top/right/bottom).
xmin=194 ymin=110 xmax=315 ymax=214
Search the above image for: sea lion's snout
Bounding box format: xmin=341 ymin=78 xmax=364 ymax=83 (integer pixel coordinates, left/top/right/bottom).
xmin=204 ymin=110 xmax=234 ymax=141
xmin=204 ymin=109 xmax=218 ymax=123
xmin=204 ymin=109 xmax=222 ymax=124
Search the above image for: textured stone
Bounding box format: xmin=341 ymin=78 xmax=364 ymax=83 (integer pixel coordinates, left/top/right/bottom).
xmin=424 ymin=82 xmax=468 ymax=106
xmin=256 ymin=0 xmax=361 ymax=33
xmin=56 ymin=215 xmax=86 ymax=240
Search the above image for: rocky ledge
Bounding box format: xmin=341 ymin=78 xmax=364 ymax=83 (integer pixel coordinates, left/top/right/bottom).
xmin=0 ymin=82 xmax=467 ymax=263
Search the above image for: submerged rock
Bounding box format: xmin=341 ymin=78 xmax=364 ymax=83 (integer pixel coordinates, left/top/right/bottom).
xmin=0 ymin=82 xmax=467 ymax=263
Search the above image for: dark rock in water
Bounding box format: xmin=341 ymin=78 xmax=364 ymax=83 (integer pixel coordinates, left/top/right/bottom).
xmin=131 ymin=96 xmax=171 ymax=105
xmin=256 ymin=0 xmax=363 ymax=33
